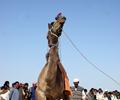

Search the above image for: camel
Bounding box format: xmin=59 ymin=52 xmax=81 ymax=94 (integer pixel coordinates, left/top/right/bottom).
xmin=36 ymin=14 xmax=72 ymax=100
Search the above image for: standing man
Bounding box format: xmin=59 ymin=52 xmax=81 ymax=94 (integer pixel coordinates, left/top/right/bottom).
xmin=10 ymin=81 xmax=20 ymax=100
xmin=70 ymin=78 xmax=84 ymax=100
xmin=29 ymin=83 xmax=37 ymax=100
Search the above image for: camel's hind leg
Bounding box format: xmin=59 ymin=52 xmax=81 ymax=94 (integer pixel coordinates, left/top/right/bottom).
xmin=36 ymin=89 xmax=46 ymax=100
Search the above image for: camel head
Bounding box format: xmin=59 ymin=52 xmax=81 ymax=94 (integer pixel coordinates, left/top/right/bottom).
xmin=47 ymin=15 xmax=66 ymax=47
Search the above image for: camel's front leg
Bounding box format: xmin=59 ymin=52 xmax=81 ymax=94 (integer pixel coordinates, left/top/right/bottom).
xmin=36 ymin=89 xmax=46 ymax=100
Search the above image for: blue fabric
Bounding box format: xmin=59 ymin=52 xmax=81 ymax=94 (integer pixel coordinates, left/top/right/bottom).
xmin=30 ymin=87 xmax=36 ymax=100
xmin=11 ymin=88 xmax=19 ymax=100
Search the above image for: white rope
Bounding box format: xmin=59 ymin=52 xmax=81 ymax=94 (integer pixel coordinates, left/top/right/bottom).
xmin=62 ymin=30 xmax=120 ymax=87
xmin=50 ymin=32 xmax=59 ymax=38
xmin=49 ymin=27 xmax=59 ymax=38
xmin=58 ymin=37 xmax=62 ymax=62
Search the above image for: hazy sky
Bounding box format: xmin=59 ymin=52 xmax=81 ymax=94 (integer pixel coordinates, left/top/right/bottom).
xmin=0 ymin=0 xmax=120 ymax=91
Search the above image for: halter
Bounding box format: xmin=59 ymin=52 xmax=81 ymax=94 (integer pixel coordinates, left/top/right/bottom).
xmin=48 ymin=26 xmax=59 ymax=48
xmin=49 ymin=26 xmax=59 ymax=38
xmin=50 ymin=31 xmax=59 ymax=38
xmin=48 ymin=18 xmax=64 ymax=47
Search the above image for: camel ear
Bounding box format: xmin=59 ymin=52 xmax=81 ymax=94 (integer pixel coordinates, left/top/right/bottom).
xmin=48 ymin=23 xmax=52 ymax=29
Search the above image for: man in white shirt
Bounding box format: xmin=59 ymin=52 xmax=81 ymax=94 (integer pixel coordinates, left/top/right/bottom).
xmin=96 ymin=88 xmax=104 ymax=100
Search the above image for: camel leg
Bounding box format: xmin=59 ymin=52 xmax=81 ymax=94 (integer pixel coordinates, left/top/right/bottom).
xmin=46 ymin=96 xmax=53 ymax=100
xmin=63 ymin=92 xmax=70 ymax=100
xmin=64 ymin=95 xmax=70 ymax=100
xmin=36 ymin=90 xmax=46 ymax=100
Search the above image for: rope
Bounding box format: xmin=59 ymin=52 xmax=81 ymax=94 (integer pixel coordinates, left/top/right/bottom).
xmin=50 ymin=32 xmax=59 ymax=38
xmin=62 ymin=30 xmax=120 ymax=87
xmin=58 ymin=37 xmax=62 ymax=62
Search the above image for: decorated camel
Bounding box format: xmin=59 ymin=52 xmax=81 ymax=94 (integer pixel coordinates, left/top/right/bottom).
xmin=36 ymin=13 xmax=72 ymax=100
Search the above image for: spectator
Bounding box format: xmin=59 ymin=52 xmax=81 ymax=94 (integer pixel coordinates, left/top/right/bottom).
xmin=0 ymin=81 xmax=10 ymax=100
xmin=111 ymin=91 xmax=117 ymax=100
xmin=82 ymin=89 xmax=88 ymax=100
xmin=107 ymin=92 xmax=112 ymax=100
xmin=22 ymin=83 xmax=31 ymax=100
xmin=103 ymin=92 xmax=108 ymax=100
xmin=19 ymin=83 xmax=24 ymax=100
xmin=87 ymin=88 xmax=96 ymax=100
xmin=29 ymin=83 xmax=37 ymax=100
xmin=96 ymin=88 xmax=104 ymax=100
xmin=10 ymin=81 xmax=20 ymax=100
xmin=70 ymin=78 xmax=84 ymax=100
xmin=72 ymin=78 xmax=84 ymax=91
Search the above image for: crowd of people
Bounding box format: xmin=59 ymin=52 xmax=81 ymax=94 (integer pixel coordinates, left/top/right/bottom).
xmin=0 ymin=81 xmax=36 ymax=100
xmin=81 ymin=88 xmax=120 ymax=100
xmin=0 ymin=80 xmax=120 ymax=100
xmin=71 ymin=78 xmax=120 ymax=100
